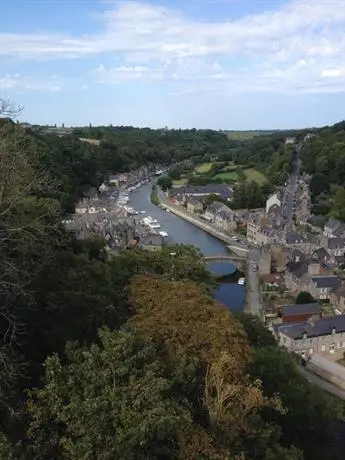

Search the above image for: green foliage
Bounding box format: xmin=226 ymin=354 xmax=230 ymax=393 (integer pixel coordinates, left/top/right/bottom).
xmin=231 ymin=181 xmax=268 ymax=209
xmin=331 ymin=186 xmax=345 ymax=221
xmin=157 ymin=175 xmax=173 ymax=190
xmin=295 ymin=291 xmax=315 ymax=304
xmin=2 ymin=118 xmax=345 ymax=460
xmin=248 ymin=346 xmax=343 ymax=460
xmin=150 ymin=185 xmax=160 ymax=205
xmin=235 ymin=313 xmax=276 ymax=348
xmin=28 ymin=327 xmax=193 ymax=460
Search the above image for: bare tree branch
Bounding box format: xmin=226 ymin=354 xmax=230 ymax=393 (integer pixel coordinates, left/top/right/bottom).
xmin=0 ymin=97 xmax=23 ymax=119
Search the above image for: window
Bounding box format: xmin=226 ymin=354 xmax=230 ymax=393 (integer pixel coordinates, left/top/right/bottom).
xmin=321 ymin=345 xmax=326 ymax=351
xmin=320 ymin=288 xmax=327 ymax=294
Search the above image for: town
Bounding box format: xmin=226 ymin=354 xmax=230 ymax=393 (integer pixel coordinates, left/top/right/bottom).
xmin=62 ymin=134 xmax=345 ymax=396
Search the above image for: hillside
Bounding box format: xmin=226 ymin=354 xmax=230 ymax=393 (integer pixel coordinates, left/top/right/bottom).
xmin=1 ymin=122 xmax=345 ymax=458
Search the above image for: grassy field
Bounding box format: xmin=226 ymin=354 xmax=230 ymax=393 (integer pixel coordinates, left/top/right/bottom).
xmin=225 ymin=130 xmax=276 ymax=140
xmin=194 ymin=162 xmax=213 ymax=173
xmin=244 ymin=168 xmax=268 ymax=185
xmin=214 ymin=172 xmax=239 ymax=181
xmin=172 ymin=178 xmax=188 ymax=186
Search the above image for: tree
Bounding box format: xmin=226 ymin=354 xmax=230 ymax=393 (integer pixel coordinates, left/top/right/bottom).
xmin=235 ymin=313 xmax=276 ymax=348
xmin=309 ymin=173 xmax=330 ymax=197
xmin=0 ymin=123 xmax=61 ymax=411
xmin=248 ymin=346 xmax=343 ymax=460
xmin=157 ymin=175 xmax=173 ymax=191
xmin=295 ymin=291 xmax=315 ymax=304
xmin=331 ymin=186 xmax=345 ymax=221
xmin=27 ymin=327 xmax=194 ymax=459
xmin=168 ymin=168 xmax=181 ymax=180
xmin=0 ymin=97 xmax=23 ymax=119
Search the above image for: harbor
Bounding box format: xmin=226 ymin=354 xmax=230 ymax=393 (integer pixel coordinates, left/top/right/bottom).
xmin=125 ymin=181 xmax=245 ymax=312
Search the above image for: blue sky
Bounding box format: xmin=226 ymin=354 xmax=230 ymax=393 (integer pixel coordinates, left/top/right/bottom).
xmin=1 ymin=0 xmax=344 ymax=129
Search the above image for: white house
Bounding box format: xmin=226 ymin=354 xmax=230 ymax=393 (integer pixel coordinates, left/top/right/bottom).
xmin=266 ymin=192 xmax=281 ymax=214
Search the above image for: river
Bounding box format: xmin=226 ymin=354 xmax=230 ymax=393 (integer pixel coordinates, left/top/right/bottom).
xmin=128 ymin=182 xmax=245 ymax=312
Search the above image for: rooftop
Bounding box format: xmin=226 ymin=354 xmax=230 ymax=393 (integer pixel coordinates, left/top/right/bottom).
xmin=282 ymin=302 xmax=321 ymax=317
xmin=310 ymin=275 xmax=341 ymax=289
xmin=276 ymin=315 xmax=345 ymax=339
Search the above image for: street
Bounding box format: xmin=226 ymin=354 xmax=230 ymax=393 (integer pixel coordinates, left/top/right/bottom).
xmin=245 ymin=249 xmax=262 ymax=317
xmin=298 ymin=365 xmax=345 ymax=400
xmin=281 ymin=146 xmax=301 ymax=229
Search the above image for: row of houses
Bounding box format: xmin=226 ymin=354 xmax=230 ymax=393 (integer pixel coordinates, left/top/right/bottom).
xmin=274 ymin=314 xmax=345 ymax=358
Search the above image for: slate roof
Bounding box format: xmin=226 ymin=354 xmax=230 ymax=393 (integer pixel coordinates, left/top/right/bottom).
xmin=282 ymin=302 xmax=321 ymax=317
xmin=335 ymin=255 xmax=345 ymax=266
xmin=178 ymin=185 xmax=233 ymax=198
xmin=333 ymin=224 xmax=345 ymax=237
xmin=325 ymin=218 xmax=342 ymax=232
xmin=276 ymin=315 xmax=345 ymax=339
xmin=313 ymin=247 xmax=330 ymax=260
xmin=286 ymin=231 xmax=305 ymax=245
xmin=290 ymin=248 xmax=305 ymax=261
xmin=286 ymin=260 xmax=309 ymax=278
xmin=310 ymin=275 xmax=341 ymax=289
xmin=207 ymin=201 xmax=224 ymax=213
xmin=216 ymin=209 xmax=234 ymax=221
xmin=327 ymin=237 xmax=345 ymax=250
xmin=140 ymin=235 xmax=163 ymax=247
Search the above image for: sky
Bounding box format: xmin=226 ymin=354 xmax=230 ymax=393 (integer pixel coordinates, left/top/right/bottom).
xmin=1 ymin=0 xmax=345 ymax=129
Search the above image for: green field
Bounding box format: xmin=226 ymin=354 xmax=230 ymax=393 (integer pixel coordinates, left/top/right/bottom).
xmin=214 ymin=172 xmax=239 ymax=181
xmin=244 ymin=168 xmax=268 ymax=185
xmin=194 ymin=162 xmax=213 ymax=173
xmin=172 ymin=178 xmax=188 ymax=186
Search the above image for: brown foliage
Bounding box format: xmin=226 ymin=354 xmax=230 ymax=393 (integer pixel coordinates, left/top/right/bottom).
xmin=129 ymin=275 xmax=250 ymax=367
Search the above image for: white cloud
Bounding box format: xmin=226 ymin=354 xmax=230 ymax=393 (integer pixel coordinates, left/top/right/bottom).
xmin=0 ymin=74 xmax=64 ymax=92
xmin=1 ymin=0 xmax=345 ymax=93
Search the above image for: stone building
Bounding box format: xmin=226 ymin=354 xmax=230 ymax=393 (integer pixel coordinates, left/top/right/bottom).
xmin=274 ymin=315 xmax=345 ymax=358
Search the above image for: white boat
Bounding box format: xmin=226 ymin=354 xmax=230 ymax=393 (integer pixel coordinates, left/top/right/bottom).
xmin=148 ymin=223 xmax=161 ymax=229
xmin=159 ymin=231 xmax=168 ymax=237
xmin=238 ymin=277 xmax=246 ymax=286
xmin=140 ymin=210 xmax=146 ymax=214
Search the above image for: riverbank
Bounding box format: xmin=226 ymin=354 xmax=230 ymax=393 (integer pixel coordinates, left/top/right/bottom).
xmin=155 ymin=187 xmax=238 ymax=245
xmin=150 ymin=186 xmax=159 ymax=205
xmin=154 ymin=187 xmax=264 ymax=319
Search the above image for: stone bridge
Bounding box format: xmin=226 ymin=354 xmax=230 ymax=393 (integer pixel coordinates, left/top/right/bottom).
xmin=204 ymin=254 xmax=247 ymax=272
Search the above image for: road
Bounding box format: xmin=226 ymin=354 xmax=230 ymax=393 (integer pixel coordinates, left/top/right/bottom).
xmin=245 ymin=249 xmax=262 ymax=318
xmin=298 ymin=365 xmax=345 ymax=400
xmin=281 ymin=145 xmax=301 ymax=229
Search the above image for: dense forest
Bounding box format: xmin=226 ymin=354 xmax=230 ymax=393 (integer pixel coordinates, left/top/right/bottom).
xmin=299 ymin=121 xmax=345 ymax=221
xmin=1 ymin=106 xmax=345 ymax=458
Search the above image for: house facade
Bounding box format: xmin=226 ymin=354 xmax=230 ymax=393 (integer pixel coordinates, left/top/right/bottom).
xmin=281 ymin=302 xmax=321 ymax=324
xmin=323 ymin=219 xmax=345 ymax=238
xmin=330 ymin=288 xmax=345 ymax=311
xmin=308 ymin=275 xmax=342 ymax=300
xmin=274 ymin=315 xmax=345 ymax=357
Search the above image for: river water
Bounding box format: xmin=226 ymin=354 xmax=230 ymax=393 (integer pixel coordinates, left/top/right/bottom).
xmin=128 ymin=182 xmax=245 ymax=312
